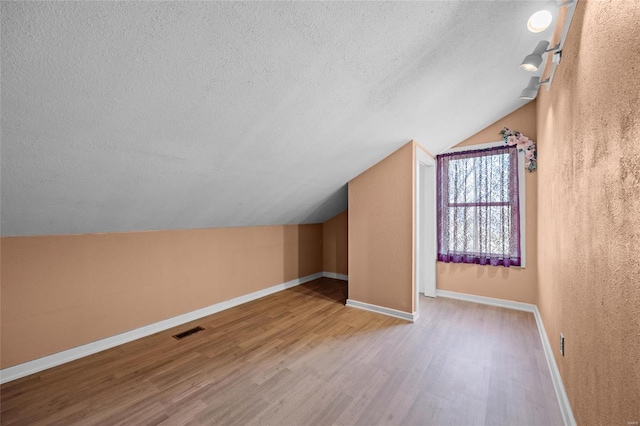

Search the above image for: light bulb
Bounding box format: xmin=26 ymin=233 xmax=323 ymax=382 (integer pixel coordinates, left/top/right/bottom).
xmin=520 ymin=63 xmax=539 ymax=72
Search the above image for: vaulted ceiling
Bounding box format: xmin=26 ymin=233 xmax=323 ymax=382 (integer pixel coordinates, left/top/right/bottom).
xmin=1 ymin=1 xmax=552 ymax=236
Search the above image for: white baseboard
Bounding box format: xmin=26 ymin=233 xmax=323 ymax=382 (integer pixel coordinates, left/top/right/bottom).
xmin=436 ymin=289 xmax=575 ymax=426
xmin=533 ymin=306 xmax=577 ymax=426
xmin=435 ymin=289 xmax=536 ymax=313
xmin=0 ymin=272 xmax=324 ymax=385
xmin=322 ymin=271 xmax=348 ymax=281
xmin=346 ymin=299 xmax=417 ymax=322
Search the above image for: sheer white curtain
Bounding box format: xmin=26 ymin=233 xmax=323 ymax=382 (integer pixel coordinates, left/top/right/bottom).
xmin=436 ymin=145 xmax=521 ymax=267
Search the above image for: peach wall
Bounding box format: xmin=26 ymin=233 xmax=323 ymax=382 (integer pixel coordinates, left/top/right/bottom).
xmin=536 ymin=1 xmax=640 ymax=423
xmin=348 ymin=141 xmax=415 ymax=313
xmin=322 ymin=210 xmax=348 ymax=276
xmin=436 ymin=103 xmax=539 ymax=304
xmin=0 ymin=224 xmax=322 ymax=368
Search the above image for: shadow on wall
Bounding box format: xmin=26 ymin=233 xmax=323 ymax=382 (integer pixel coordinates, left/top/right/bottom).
xmin=281 ymin=223 xmax=322 ymax=285
xmin=283 ymin=185 xmax=348 ymax=282
xmin=438 ymin=261 xmax=512 ymax=280
xmin=295 ymin=185 xmax=348 ymax=225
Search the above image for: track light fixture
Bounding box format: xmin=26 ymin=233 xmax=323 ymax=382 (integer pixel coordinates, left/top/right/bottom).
xmin=519 ymin=76 xmax=550 ymax=100
xmin=520 ymin=41 xmax=559 ymax=72
xmin=517 ymin=0 xmax=578 ymax=99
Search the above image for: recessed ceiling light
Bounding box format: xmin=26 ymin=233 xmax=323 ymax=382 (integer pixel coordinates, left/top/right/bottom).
xmin=527 ymin=10 xmax=553 ymax=33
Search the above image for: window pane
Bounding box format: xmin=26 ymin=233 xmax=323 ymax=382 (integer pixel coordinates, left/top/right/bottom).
xmin=478 ymin=206 xmax=512 ymax=254
xmin=447 ymin=206 xmax=477 ymax=253
xmin=480 ymin=153 xmax=510 ymax=203
xmin=437 ymin=145 xmax=520 ymax=266
xmin=448 ymin=153 xmax=510 ymax=204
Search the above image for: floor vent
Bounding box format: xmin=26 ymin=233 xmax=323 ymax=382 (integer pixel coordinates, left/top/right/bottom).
xmin=172 ymin=326 xmax=204 ymax=340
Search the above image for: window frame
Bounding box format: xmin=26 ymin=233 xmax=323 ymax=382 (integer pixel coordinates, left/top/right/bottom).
xmin=441 ymin=141 xmax=526 ymax=268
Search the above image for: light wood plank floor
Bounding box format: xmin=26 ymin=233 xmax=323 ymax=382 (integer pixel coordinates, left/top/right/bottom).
xmin=1 ymin=278 xmax=563 ymax=425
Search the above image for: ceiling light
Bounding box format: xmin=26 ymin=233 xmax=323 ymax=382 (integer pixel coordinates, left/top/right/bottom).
xmin=528 ymin=10 xmax=553 ymax=33
xmin=519 ymin=77 xmax=540 ymax=100
xmin=519 ymin=76 xmax=550 ymax=100
xmin=516 ymin=0 xmax=578 ymax=98
xmin=520 ymin=40 xmax=558 ymax=72
xmin=527 ymin=0 xmax=576 ymax=33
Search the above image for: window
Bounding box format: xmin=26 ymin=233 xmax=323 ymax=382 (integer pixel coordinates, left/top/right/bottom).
xmin=436 ymin=145 xmax=522 ymax=267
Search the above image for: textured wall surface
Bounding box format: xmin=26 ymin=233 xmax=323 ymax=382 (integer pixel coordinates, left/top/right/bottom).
xmin=1 ymin=224 xmax=322 ymax=368
xmin=322 ymin=210 xmax=348 ymax=276
xmin=349 ymin=142 xmax=414 ymax=313
xmin=437 ymin=103 xmax=539 ymax=304
xmin=2 ymin=1 xmax=558 ymax=236
xmin=537 ymin=0 xmax=640 ymax=423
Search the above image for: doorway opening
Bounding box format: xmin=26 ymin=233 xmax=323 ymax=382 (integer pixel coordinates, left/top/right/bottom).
xmin=415 ymin=148 xmax=437 ymax=317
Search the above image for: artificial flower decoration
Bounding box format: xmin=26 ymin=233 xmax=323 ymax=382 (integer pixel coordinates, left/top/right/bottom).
xmin=499 ymin=127 xmax=537 ymax=172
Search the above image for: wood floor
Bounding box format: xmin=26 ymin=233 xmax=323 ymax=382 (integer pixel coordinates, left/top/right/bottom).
xmin=1 ymin=278 xmax=563 ymax=425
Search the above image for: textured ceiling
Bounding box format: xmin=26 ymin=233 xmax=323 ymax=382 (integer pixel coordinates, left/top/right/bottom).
xmin=1 ymin=1 xmax=553 ymax=236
